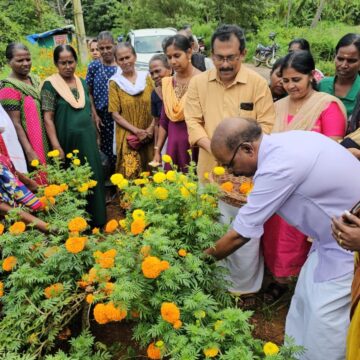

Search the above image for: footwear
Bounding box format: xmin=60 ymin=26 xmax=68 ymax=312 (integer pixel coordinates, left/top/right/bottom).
xmin=237 ymin=293 xmax=258 ymax=311
xmin=263 ymin=282 xmax=289 ymax=304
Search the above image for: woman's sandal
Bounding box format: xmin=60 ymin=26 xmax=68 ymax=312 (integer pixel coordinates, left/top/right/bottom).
xmin=237 ymin=293 xmax=258 ymax=311
xmin=263 ymin=282 xmax=289 ymax=304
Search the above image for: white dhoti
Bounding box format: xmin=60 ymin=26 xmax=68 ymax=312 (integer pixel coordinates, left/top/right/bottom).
xmin=285 ymin=251 xmax=352 ymax=360
xmin=218 ymin=200 xmax=264 ymax=294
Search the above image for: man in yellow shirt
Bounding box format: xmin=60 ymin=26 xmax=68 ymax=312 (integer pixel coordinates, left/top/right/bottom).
xmin=184 ymin=24 xmax=275 ymax=304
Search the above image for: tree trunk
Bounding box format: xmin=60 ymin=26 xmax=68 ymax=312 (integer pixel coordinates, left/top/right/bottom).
xmin=286 ymin=0 xmax=292 ymax=28
xmin=310 ymin=0 xmax=327 ymax=28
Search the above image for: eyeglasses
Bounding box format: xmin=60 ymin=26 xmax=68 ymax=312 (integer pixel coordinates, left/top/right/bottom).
xmin=224 ymin=142 xmax=245 ymax=171
xmin=212 ymin=54 xmax=240 ymax=64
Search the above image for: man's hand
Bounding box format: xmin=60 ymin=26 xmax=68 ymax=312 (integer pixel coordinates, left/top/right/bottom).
xmin=331 ymin=211 xmax=360 ymax=252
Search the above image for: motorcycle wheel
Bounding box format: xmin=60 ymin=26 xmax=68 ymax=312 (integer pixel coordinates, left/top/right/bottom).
xmin=265 ymin=55 xmax=279 ymax=69
xmin=253 ymin=56 xmax=262 ymax=67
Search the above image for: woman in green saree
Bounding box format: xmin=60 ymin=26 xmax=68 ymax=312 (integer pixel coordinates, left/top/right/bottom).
xmin=41 ymin=45 xmax=106 ymax=227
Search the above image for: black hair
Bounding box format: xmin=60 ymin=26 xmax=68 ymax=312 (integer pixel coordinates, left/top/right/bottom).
xmin=280 ymin=50 xmax=317 ymax=89
xmin=181 ymin=24 xmax=191 ymax=30
xmin=97 ymin=31 xmax=115 ymax=44
xmin=149 ymin=54 xmax=171 ymax=69
xmin=288 ymin=38 xmax=310 ymax=52
xmin=211 ymin=24 xmax=246 ymax=53
xmin=114 ymin=42 xmax=136 ymax=57
xmin=225 ymin=119 xmax=262 ymax=151
xmin=5 ymin=42 xmax=29 ymax=61
xmin=270 ymin=57 xmax=285 ymax=75
xmin=163 ymin=34 xmax=191 ymax=53
xmin=53 ymin=45 xmax=78 ymax=64
xmin=335 ymin=33 xmax=360 ymax=55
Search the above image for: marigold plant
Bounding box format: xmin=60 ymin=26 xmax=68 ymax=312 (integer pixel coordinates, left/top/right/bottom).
xmin=154 ymin=187 xmax=169 ymax=200
xmin=161 ymin=302 xmax=180 ymax=325
xmin=153 ymin=172 xmax=166 ymax=184
xmin=68 ymin=217 xmax=88 ymax=232
xmin=9 ymin=221 xmax=26 ymax=235
xmin=44 ymin=184 xmax=63 ymax=198
xmin=141 ymin=256 xmax=168 ymax=279
xmin=263 ymin=342 xmax=280 ymax=355
xmin=162 ymin=154 xmax=172 ymax=163
xmin=105 ymin=219 xmax=118 ymax=233
xmin=94 ymin=249 xmax=117 ymax=269
xmin=0 ymin=281 xmax=4 ymax=297
xmin=65 ymin=236 xmax=87 ymax=254
xmin=0 ymin=223 xmax=4 ymax=235
xmin=239 ymin=181 xmax=254 ymax=195
xmin=147 ymin=342 xmax=162 ymax=359
xmin=132 ymin=209 xmax=145 ymax=220
xmin=178 ymin=249 xmax=187 ymax=257
xmin=131 ymin=218 xmax=146 ymax=235
xmin=44 ymin=283 xmax=64 ymax=299
xmin=213 ymin=166 xmax=225 ymax=176
xmin=2 ymin=256 xmax=17 ymax=271
xmin=220 ymin=181 xmax=234 ymax=192
xmin=203 ymin=347 xmax=219 ymax=358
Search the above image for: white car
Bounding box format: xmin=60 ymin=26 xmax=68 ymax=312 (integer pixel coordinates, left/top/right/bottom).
xmin=126 ymin=28 xmax=177 ymax=70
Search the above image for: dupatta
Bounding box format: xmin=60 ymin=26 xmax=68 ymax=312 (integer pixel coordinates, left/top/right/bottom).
xmin=162 ymin=76 xmax=187 ymax=122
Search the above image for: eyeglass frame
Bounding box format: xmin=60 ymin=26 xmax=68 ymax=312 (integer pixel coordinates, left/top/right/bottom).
xmin=223 ymin=141 xmax=247 ymax=172
xmin=212 ymin=53 xmax=241 ymax=64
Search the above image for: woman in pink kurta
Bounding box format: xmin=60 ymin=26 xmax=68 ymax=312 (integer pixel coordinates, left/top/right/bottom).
xmin=263 ymin=50 xmax=347 ymax=301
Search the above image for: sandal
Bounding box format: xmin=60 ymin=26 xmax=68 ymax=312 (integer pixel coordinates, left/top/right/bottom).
xmin=236 ymin=293 xmax=258 ymax=311
xmin=263 ymin=282 xmax=289 ymax=304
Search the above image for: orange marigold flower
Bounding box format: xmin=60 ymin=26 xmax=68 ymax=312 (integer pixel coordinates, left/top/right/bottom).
xmin=220 ymin=181 xmax=234 ymax=192
xmin=173 ymin=320 xmax=182 ymax=329
xmin=92 ymin=227 xmax=100 ymax=234
xmin=103 ymin=282 xmax=115 ymax=295
xmin=239 ymin=181 xmax=254 ymax=195
xmin=60 ymin=183 xmax=68 ymax=191
xmin=2 ymin=256 xmax=17 ymax=271
xmin=203 ymin=347 xmax=219 ymax=358
xmin=44 ymin=184 xmax=63 ymax=198
xmin=0 ymin=223 xmax=4 ymax=235
xmin=68 ymin=217 xmax=88 ymax=232
xmin=93 ymin=303 xmax=108 ymax=324
xmin=86 ymin=294 xmax=94 ymax=304
xmin=105 ymin=302 xmax=127 ymax=322
xmin=161 ymin=302 xmax=180 ymax=324
xmin=65 ymin=236 xmax=87 ymax=254
xmin=105 ymin=219 xmax=118 ymax=233
xmin=77 ymin=280 xmax=89 ymax=289
xmin=140 ymin=245 xmax=151 ymax=257
xmin=44 ymin=283 xmax=64 ymax=299
xmin=160 ymin=261 xmax=170 ymax=271
xmin=9 ymin=221 xmax=26 ymax=235
xmin=94 ymin=249 xmax=117 ymax=269
xmin=0 ymin=281 xmax=4 ymax=297
xmin=141 ymin=256 xmax=165 ymax=279
xmin=178 ymin=249 xmax=187 ymax=257
xmin=147 ymin=342 xmax=162 ymax=359
xmin=131 ymin=218 xmax=146 ymax=235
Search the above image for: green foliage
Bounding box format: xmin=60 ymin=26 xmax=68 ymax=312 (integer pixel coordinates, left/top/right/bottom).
xmin=0 ymin=15 xmax=22 ymax=69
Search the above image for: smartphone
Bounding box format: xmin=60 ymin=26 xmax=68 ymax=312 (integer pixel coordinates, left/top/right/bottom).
xmin=343 ymin=200 xmax=360 ymax=224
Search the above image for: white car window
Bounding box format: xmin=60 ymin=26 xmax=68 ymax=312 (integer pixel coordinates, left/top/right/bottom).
xmin=134 ymin=35 xmax=170 ymax=54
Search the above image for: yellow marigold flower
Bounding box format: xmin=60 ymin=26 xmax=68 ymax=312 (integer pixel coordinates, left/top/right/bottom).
xmin=180 ymin=186 xmax=190 ymax=198
xmin=142 ymin=256 xmax=164 ymax=279
xmin=173 ymin=320 xmax=182 ymax=329
xmin=132 ymin=209 xmax=145 ymax=220
xmin=154 ymin=187 xmax=169 ymax=200
xmin=92 ymin=227 xmax=100 ymax=234
xmin=31 ymin=159 xmax=39 ymax=167
xmin=203 ymin=347 xmax=219 ymax=358
xmin=204 ymin=171 xmax=209 ymax=180
xmin=119 ymin=219 xmax=127 ymax=229
xmin=93 ymin=303 xmax=108 ymax=324
xmin=141 ymin=171 xmax=150 ymax=177
xmin=78 ymin=183 xmax=89 ymax=192
xmin=86 ymin=294 xmax=94 ymax=304
xmin=213 ymin=166 xmax=225 ymax=176
xmin=73 ymin=149 xmax=79 ymax=154
xmin=0 ymin=281 xmax=3 ymax=297
xmin=87 ymin=180 xmax=97 ymax=188
xmin=105 ymin=219 xmax=118 ymax=233
xmin=65 ymin=236 xmax=87 ymax=254
xmin=0 ymin=223 xmax=4 ymax=235
xmin=68 ymin=217 xmax=87 ymax=232
xmin=239 ymin=181 xmax=254 ymax=195
xmin=153 ymin=172 xmax=166 ymax=184
xmin=166 ymin=170 xmax=176 ymax=182
xmin=2 ymin=256 xmax=17 ymax=271
xmin=178 ymin=249 xmax=187 ymax=257
xmin=161 ymin=302 xmax=180 ymax=324
xmin=140 ymin=245 xmax=151 ymax=257
xmin=118 ymin=179 xmax=129 ymax=190
xmin=141 ymin=187 xmax=149 ymax=196
xmin=134 ymin=178 xmax=147 ymax=185
xmin=60 ymin=183 xmax=68 ymax=191
xmin=73 ymin=158 xmax=81 ymax=166
xmin=155 ymin=340 xmax=164 ymax=348
xmin=66 ymin=153 xmax=73 ymax=159
xmin=110 ymin=173 xmax=124 ymax=185
xmin=48 ymin=149 xmax=60 ymax=158
xmin=185 ymin=182 xmax=197 ymax=193
xmin=131 ymin=218 xmax=146 ymax=235
xmin=162 ymin=154 xmax=172 ymax=163
xmin=44 ymin=184 xmax=63 ymax=198
xmin=44 ymin=283 xmax=64 ymax=299
xmin=263 ymin=342 xmax=280 ymax=356
xmin=214 ymin=320 xmax=223 ymax=331
xmin=147 ymin=342 xmax=162 ymax=359
xmin=220 ymin=181 xmax=234 ymax=192
xmin=9 ymin=221 xmax=26 ymax=235
xmin=179 ymin=174 xmax=188 ymax=183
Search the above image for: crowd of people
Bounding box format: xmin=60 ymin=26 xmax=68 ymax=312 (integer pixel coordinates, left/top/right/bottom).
xmin=0 ymin=23 xmax=360 ymax=360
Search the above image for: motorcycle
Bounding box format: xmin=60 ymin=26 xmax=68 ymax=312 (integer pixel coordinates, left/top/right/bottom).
xmin=253 ymin=32 xmax=280 ymax=69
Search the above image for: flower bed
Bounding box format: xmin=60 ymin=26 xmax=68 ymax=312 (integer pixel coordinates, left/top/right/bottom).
xmin=0 ymin=154 xmax=303 ymax=359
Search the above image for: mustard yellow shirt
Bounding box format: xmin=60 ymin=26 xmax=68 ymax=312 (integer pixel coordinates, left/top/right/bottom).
xmin=184 ymin=65 xmax=275 ymax=180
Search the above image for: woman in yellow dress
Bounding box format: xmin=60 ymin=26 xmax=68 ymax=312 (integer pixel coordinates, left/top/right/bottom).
xmin=108 ymin=43 xmax=154 ymax=178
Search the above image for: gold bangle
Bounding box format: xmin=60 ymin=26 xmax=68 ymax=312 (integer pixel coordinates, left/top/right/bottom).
xmin=154 ymin=146 xmax=159 ymax=150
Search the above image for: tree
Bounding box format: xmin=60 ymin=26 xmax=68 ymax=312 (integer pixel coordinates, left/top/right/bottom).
xmin=310 ymin=0 xmax=327 ymax=28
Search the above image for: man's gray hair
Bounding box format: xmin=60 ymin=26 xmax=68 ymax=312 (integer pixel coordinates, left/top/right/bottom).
xmin=225 ymin=119 xmax=262 ymax=151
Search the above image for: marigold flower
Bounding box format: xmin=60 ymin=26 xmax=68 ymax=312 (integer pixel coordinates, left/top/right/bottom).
xmin=141 ymin=187 xmax=149 ymax=196
xmin=153 ymin=172 xmax=166 ymax=184
xmin=263 ymin=342 xmax=280 ymax=356
xmin=31 ymin=159 xmax=39 ymax=167
xmin=141 ymin=171 xmax=150 ymax=177
xmin=185 ymin=182 xmax=197 ymax=193
xmin=154 ymin=187 xmax=169 ymax=200
xmin=60 ymin=183 xmax=68 ymax=191
xmin=40 ymin=196 xmax=56 ymax=207
xmin=213 ymin=166 xmax=225 ymax=176
xmin=162 ymin=154 xmax=172 ymax=163
xmin=118 ymin=179 xmax=129 ymax=190
xmin=131 ymin=310 xmax=140 ymax=318
xmin=66 ymin=153 xmax=73 ymax=159
xmin=147 ymin=342 xmax=162 ymax=359
xmin=239 ymin=181 xmax=254 ymax=195
xmin=2 ymin=256 xmax=17 ymax=271
xmin=73 ymin=158 xmax=81 ymax=166
xmin=105 ymin=301 xmax=127 ymax=321
xmin=110 ymin=173 xmax=124 ymax=185
xmin=214 ymin=320 xmax=223 ymax=331
xmin=92 ymin=227 xmax=100 ymax=234
xmin=103 ymin=282 xmax=115 ymax=295
xmin=65 ymin=236 xmax=87 ymax=254
xmin=203 ymin=347 xmax=219 ymax=358
xmin=173 ymin=320 xmax=182 ymax=329
xmin=44 ymin=246 xmax=60 ymax=258
xmin=166 ymin=170 xmax=176 ymax=182
xmin=93 ymin=303 xmax=108 ymax=324
xmin=78 ymin=183 xmax=89 ymax=192
xmin=68 ymin=217 xmax=88 ymax=232
xmin=0 ymin=223 xmax=4 ymax=235
xmin=140 ymin=245 xmax=151 ymax=257
xmin=161 ymin=302 xmax=180 ymax=324
xmin=94 ymin=249 xmax=117 ymax=269
xmin=180 ymin=187 xmax=190 ymax=198
xmin=156 ymin=340 xmax=164 ymax=348
xmin=142 ymin=256 xmax=166 ymax=278
xmin=0 ymin=281 xmax=3 ymax=297
xmin=87 ymin=180 xmax=97 ymax=188
xmin=48 ymin=149 xmax=60 ymax=157
xmin=134 ymin=178 xmax=148 ymax=185
xmin=132 ymin=209 xmax=145 ymax=220
xmin=160 ymin=261 xmax=170 ymax=270
xmin=44 ymin=283 xmax=64 ymax=299
xmin=73 ymin=149 xmax=79 ymax=154
xmin=220 ymin=181 xmax=234 ymax=192
xmin=179 ymin=174 xmax=188 ymax=183
xmin=131 ymin=218 xmax=146 ymax=235
xmin=105 ymin=219 xmax=118 ymax=233
xmin=44 ymin=184 xmax=63 ymax=197
xmin=9 ymin=221 xmax=26 ymax=235
xmin=119 ymin=219 xmax=127 ymax=229
xmin=178 ymin=249 xmax=187 ymax=257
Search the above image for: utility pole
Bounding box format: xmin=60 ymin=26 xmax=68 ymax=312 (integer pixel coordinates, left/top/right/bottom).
xmin=72 ymin=0 xmax=88 ymax=64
